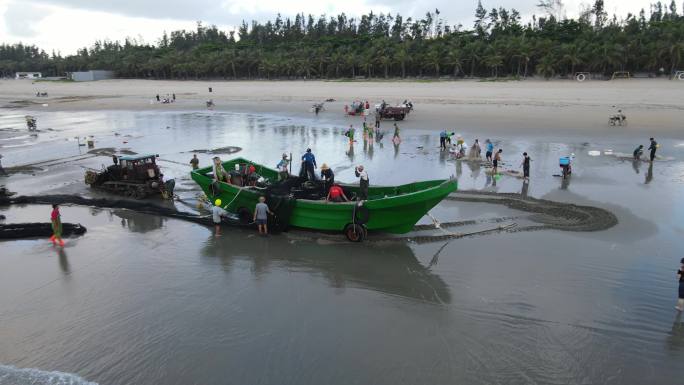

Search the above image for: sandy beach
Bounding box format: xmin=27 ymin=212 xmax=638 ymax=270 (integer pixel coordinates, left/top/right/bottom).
xmin=1 ymin=77 xmax=684 ymax=385
xmin=1 ymin=78 xmax=682 ymax=136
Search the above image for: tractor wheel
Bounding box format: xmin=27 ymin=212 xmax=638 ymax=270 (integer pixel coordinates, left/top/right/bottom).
xmin=344 ymin=223 xmax=365 ymax=242
xmin=395 ymin=114 xmax=405 ymax=121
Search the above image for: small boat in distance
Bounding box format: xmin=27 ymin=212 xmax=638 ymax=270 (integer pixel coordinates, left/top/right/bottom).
xmin=191 ymin=157 xmax=457 ymax=241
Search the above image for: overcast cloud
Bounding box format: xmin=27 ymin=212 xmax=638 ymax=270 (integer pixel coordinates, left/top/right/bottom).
xmin=0 ymin=0 xmax=654 ymax=54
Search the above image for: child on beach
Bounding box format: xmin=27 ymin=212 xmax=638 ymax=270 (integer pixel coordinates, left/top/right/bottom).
xmin=212 ymin=199 xmax=229 ymax=236
xmin=254 ymin=196 xmax=273 ymax=236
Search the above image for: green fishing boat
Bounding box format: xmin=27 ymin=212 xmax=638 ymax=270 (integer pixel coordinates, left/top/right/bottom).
xmin=191 ymin=157 xmax=457 ymax=241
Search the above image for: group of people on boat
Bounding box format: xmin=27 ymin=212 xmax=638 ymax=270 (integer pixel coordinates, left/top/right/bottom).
xmin=274 ymin=149 xmax=369 ymax=202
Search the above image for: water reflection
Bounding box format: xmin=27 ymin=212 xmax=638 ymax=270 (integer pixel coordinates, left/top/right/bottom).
xmin=667 ymin=312 xmax=684 ymax=352
xmin=201 ymin=234 xmax=451 ymax=304
xmin=631 ymin=159 xmax=641 ymax=174
xmin=112 ymin=210 xmax=165 ymax=233
xmin=645 ymin=163 xmax=654 ymax=184
xmin=57 ymin=248 xmax=70 ymax=275
xmin=520 ymin=180 xmax=529 ymax=199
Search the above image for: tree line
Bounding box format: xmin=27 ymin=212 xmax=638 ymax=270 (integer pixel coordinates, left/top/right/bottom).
xmin=1 ymin=0 xmax=683 ymax=80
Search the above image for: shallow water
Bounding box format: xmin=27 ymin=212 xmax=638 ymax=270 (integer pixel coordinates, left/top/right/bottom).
xmin=1 ymin=110 xmax=684 ymax=384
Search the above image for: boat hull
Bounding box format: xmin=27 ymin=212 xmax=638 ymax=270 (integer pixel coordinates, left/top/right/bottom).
xmin=191 ymin=158 xmax=457 ymax=234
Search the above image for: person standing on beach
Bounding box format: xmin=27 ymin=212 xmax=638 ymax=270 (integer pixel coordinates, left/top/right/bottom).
xmin=521 ymin=152 xmax=531 ymax=181
xmin=375 ymin=112 xmax=381 ymax=129
xmin=190 ymin=154 xmax=199 ymax=170
xmin=485 ymin=139 xmax=494 ymax=162
xmin=676 ymin=258 xmax=684 ymax=311
xmin=156 ymin=94 xmax=160 ymax=102
xmin=50 ymin=204 xmax=64 ymax=247
xmin=648 ymin=137 xmax=658 ymax=162
xmin=254 ymin=196 xmax=273 ymax=236
xmin=172 ymin=93 xmax=176 ymax=102
xmin=440 ymin=130 xmax=447 ymax=150
xmin=493 ymin=149 xmax=502 ymax=175
xmin=393 ymin=123 xmax=400 ymax=139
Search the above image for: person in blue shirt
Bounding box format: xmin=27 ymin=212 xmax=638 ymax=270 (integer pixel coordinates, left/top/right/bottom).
xmin=301 ymin=148 xmax=317 ymax=181
xmin=439 ymin=130 xmax=447 ymax=150
xmin=485 ymin=139 xmax=494 ymax=162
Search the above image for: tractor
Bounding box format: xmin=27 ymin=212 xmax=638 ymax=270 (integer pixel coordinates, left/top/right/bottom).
xmin=84 ymin=154 xmax=175 ymax=199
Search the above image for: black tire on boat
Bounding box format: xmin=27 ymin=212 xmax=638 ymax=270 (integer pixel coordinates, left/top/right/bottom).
xmin=344 ymin=223 xmax=365 ymax=242
xmin=237 ymin=207 xmax=252 ymax=224
xmin=353 ymin=204 xmax=370 ymax=225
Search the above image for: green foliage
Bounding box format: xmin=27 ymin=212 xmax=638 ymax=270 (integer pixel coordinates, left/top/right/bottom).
xmin=1 ymin=4 xmax=683 ymax=80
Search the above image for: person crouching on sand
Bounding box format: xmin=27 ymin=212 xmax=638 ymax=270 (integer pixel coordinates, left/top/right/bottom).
xmin=50 ymin=204 xmax=64 ymax=247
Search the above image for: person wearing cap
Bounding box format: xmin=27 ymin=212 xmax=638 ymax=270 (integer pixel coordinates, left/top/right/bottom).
xmin=326 ymin=184 xmax=349 ymax=202
xmin=211 ymin=199 xmax=229 ymax=236
xmin=355 ymin=165 xmax=369 ymax=200
xmin=301 ymin=148 xmax=317 ymax=181
xmin=276 ymin=153 xmax=290 ymax=180
xmin=648 ymin=137 xmax=658 ymax=162
xmin=677 ymin=258 xmax=684 ymax=311
xmin=320 ymin=163 xmax=334 ymax=187
xmin=212 ymin=157 xmax=229 ymax=183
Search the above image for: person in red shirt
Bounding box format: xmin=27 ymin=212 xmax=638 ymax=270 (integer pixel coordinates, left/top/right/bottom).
xmin=50 ymin=204 xmax=64 ymax=247
xmin=326 ymin=184 xmax=349 ymax=203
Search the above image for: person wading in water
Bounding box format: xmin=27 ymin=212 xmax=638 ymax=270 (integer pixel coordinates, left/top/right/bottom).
xmin=676 ymin=258 xmax=684 ymax=311
xmin=50 ymin=204 xmax=64 ymax=247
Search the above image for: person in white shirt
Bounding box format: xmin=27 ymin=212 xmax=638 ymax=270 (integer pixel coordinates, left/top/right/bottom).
xmin=355 ymin=165 xmax=369 ymax=200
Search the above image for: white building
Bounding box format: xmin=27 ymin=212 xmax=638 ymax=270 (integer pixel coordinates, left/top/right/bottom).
xmin=15 ymin=72 xmax=42 ymax=79
xmin=68 ymin=70 xmax=114 ymax=82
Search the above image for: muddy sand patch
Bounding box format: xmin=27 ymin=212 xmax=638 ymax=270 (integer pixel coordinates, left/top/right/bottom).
xmin=189 ymin=146 xmax=242 ymax=155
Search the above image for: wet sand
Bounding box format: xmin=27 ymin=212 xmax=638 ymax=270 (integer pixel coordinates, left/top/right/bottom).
xmin=0 ymin=103 xmax=683 ymax=384
xmin=1 ymin=78 xmax=683 ymax=136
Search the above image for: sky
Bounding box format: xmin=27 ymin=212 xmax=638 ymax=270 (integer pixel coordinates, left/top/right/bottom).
xmin=0 ymin=0 xmax=656 ymax=54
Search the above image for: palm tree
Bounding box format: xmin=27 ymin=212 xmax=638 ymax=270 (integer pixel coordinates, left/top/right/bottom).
xmin=329 ymin=49 xmax=344 ymax=78
xmin=346 ymin=51 xmax=359 ymax=78
xmin=393 ymin=44 xmax=411 ymax=78
xmin=464 ymin=41 xmax=483 ymax=78
xmin=536 ymin=54 xmax=556 ymax=79
xmin=362 ymin=50 xmax=375 ymax=78
xmin=483 ymin=50 xmax=503 ymax=78
xmin=562 ymin=43 xmax=583 ymax=76
xmin=445 ymin=45 xmax=463 ymax=77
xmin=424 ymin=45 xmax=443 ymax=77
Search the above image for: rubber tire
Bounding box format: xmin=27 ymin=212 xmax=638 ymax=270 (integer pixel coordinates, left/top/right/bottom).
xmin=344 ymin=223 xmax=365 ymax=242
xmin=237 ymin=207 xmax=252 ymax=224
xmin=353 ymin=204 xmax=370 ymax=225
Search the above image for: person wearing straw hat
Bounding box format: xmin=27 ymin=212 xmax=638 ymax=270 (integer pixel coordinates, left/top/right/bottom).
xmin=276 ymin=153 xmax=290 ymax=180
xmin=320 ymin=163 xmax=334 ymax=186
